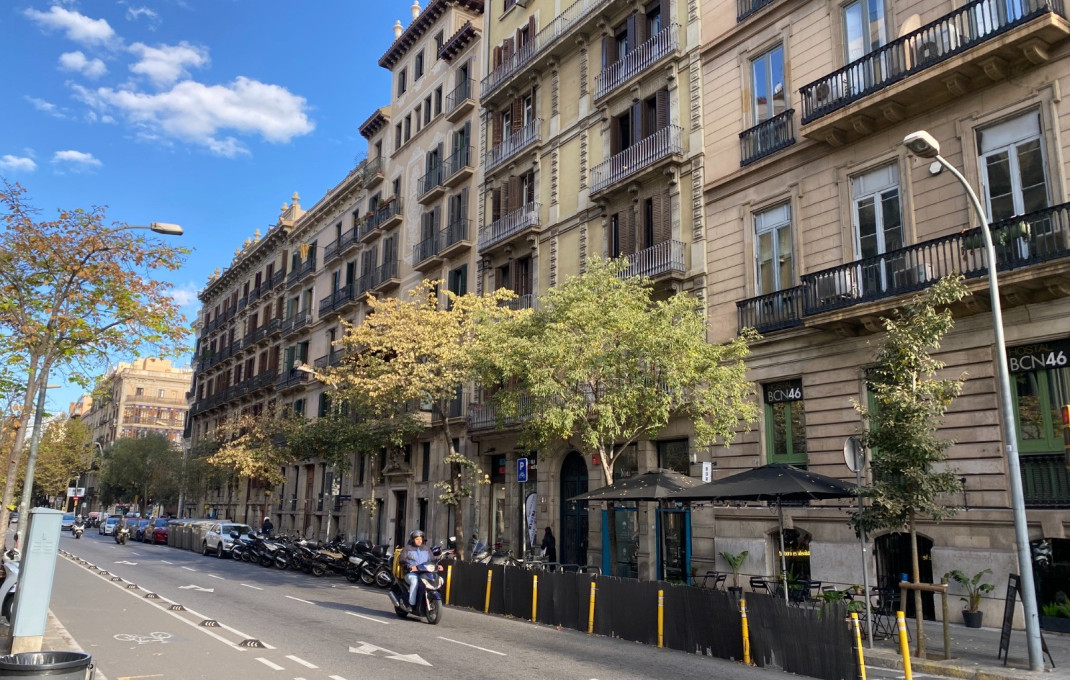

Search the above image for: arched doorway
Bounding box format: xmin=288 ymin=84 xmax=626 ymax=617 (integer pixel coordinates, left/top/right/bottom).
xmin=876 ymin=532 xmax=935 ymax=620
xmin=559 ymin=452 xmax=588 ymax=566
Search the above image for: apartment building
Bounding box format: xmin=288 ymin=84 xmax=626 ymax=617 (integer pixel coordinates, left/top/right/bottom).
xmin=470 ymin=0 xmax=706 ymax=578
xmin=701 ymin=0 xmax=1070 ymax=623
xmin=187 ymin=0 xmax=485 ymax=543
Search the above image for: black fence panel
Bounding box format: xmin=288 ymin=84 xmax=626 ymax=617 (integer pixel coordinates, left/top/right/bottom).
xmin=747 ymin=594 xmax=859 ymax=680
xmin=539 ymin=569 xmax=593 ymax=630
xmin=592 ymin=576 xmax=660 ymax=645
xmin=663 ymin=585 xmax=744 ymax=661
xmin=448 ymin=561 xmax=491 ymax=610
xmin=501 ymin=566 xmax=534 ymax=620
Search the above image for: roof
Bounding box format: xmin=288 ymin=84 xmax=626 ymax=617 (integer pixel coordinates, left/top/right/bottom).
xmin=378 ymin=0 xmax=483 ymax=69
xmin=359 ymin=107 xmax=391 ymax=140
xmin=439 ymin=20 xmax=479 ymax=61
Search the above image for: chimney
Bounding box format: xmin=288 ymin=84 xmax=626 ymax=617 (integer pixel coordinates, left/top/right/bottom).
xmin=393 ymin=20 xmax=403 ymax=39
xmin=411 ymin=1 xmax=421 ymax=20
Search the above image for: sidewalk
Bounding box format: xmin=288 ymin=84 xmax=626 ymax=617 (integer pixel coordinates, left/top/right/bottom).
xmin=863 ymin=618 xmax=1068 ymax=680
xmin=0 ymin=611 xmax=109 ymax=680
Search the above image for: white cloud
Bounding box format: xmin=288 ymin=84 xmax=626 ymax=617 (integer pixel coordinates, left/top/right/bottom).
xmin=126 ymin=7 xmax=158 ymax=23
xmin=0 ymin=156 xmax=37 ymax=173
xmin=24 ymin=96 xmax=67 ymax=119
xmin=58 ymin=51 xmax=108 ymax=79
xmin=23 ymin=6 xmax=117 ymax=47
xmin=128 ymin=42 xmax=209 ymax=87
xmin=52 ymin=150 xmax=102 ymax=171
xmin=75 ymin=77 xmax=315 ymax=158
xmin=169 ymin=282 xmax=200 ymax=308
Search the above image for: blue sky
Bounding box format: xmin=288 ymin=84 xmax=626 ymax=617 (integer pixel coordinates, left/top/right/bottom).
xmin=0 ymin=0 xmax=416 ymax=411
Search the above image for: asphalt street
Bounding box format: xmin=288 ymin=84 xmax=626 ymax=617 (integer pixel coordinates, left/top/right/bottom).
xmin=49 ymin=530 xmax=910 ymax=680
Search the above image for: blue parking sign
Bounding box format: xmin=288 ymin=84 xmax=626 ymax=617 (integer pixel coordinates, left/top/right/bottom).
xmin=517 ymin=458 xmax=528 ymax=483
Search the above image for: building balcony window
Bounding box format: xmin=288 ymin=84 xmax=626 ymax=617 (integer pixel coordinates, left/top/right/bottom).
xmin=445 ymin=79 xmax=475 ymax=122
xmin=618 ymin=240 xmax=687 ymax=279
xmin=738 ymin=0 xmax=779 ymax=22
xmin=466 ymin=398 xmax=533 ymax=431
xmin=439 ymin=218 xmax=472 ymax=259
xmin=590 ymin=125 xmax=683 ymax=195
xmin=286 ymin=258 xmax=316 ymax=288
xmin=373 ymin=260 xmax=400 ymax=293
xmin=736 ymin=200 xmax=1070 ymax=334
xmin=499 ymin=293 xmax=537 ymax=311
xmin=443 ymin=146 xmax=474 ymax=187
xmin=486 ymin=119 xmax=542 ymax=173
xmin=595 ymin=24 xmax=680 ymax=100
xmin=478 ymin=202 xmax=542 ymax=251
xmin=271 ymin=270 xmax=286 ymax=289
xmin=324 ymin=239 xmax=341 ymax=264
xmin=237 ymin=295 xmax=248 ymax=312
xmin=375 ymin=197 xmax=404 ymax=230
xmin=247 ymin=287 xmax=261 ymax=305
xmin=800 ymin=0 xmax=1068 ymax=144
xmin=358 ymin=214 xmax=378 ymax=242
xmin=340 ymin=226 xmax=361 ymax=255
xmin=362 ymin=156 xmax=384 ymax=188
xmin=418 ymin=165 xmax=446 ymax=204
xmin=740 ymin=109 xmax=796 ymax=166
xmin=413 ymin=235 xmax=442 ymax=271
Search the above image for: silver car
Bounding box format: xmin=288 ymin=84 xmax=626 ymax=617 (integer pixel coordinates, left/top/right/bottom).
xmin=101 ymin=516 xmax=120 ymax=536
xmin=202 ymin=522 xmax=252 ymax=557
xmin=61 ymin=513 xmax=76 ymax=531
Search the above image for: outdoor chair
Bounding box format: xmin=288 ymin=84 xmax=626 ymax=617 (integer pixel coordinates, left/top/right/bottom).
xmin=870 ymin=586 xmax=908 ymax=640
xmin=750 ymin=576 xmax=773 ymax=595
xmin=701 ymin=571 xmax=727 ymax=590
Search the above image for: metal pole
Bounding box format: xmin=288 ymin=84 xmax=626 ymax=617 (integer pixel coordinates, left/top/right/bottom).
xmin=778 ymin=499 xmax=788 ymax=604
xmin=17 ymin=364 xmax=52 ymax=527
xmin=176 ymin=444 xmax=189 ymax=518
xmin=858 ymin=463 xmax=873 ymax=647
xmin=936 ymin=155 xmax=1043 ymax=671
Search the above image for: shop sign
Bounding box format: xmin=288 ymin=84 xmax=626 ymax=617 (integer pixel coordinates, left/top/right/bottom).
xmin=1007 ymin=339 xmax=1070 ymax=374
xmin=764 ymin=379 xmax=803 ymax=404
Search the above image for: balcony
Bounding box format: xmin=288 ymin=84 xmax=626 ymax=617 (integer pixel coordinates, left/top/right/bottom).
xmin=445 ymin=79 xmax=475 ymax=122
xmin=1021 ymin=453 xmax=1070 ymax=507
xmin=412 ymin=235 xmax=442 ymax=272
xmin=738 ymin=0 xmax=779 ymax=21
xmin=332 ymin=282 xmax=357 ymax=313
xmin=481 ymin=0 xmax=615 ymax=101
xmin=363 ymin=157 xmax=384 ymax=188
xmin=324 ymin=239 xmax=341 ymax=265
xmin=271 ymin=270 xmax=286 ymax=289
xmin=439 ymin=218 xmax=472 ymax=259
xmin=485 ymin=119 xmax=541 ymax=173
xmin=740 ymin=109 xmax=796 ymax=166
xmin=357 ymin=214 xmax=378 ymax=242
xmin=736 ymin=200 xmax=1070 ymax=334
xmin=431 ymin=387 xmax=467 ymax=422
xmin=237 ymin=295 xmax=248 ymax=312
xmin=372 ymin=260 xmax=400 ymax=293
xmin=478 ymin=202 xmax=542 ymax=251
xmin=318 ymin=291 xmax=335 ymax=316
xmin=286 ymin=258 xmax=316 ymax=288
xmin=500 ymin=293 xmax=537 ymax=311
xmin=248 ymin=286 xmax=261 ymax=305
xmin=418 ymin=165 xmax=446 ymax=204
xmin=339 ymin=226 xmax=361 ymax=256
xmin=590 ymin=125 xmax=683 ymax=195
xmin=595 ymin=24 xmax=680 ymax=100
xmin=276 ymin=370 xmax=310 ymax=392
xmin=265 ymin=317 xmax=282 ymax=337
xmin=799 ymin=0 xmax=1069 ymax=146
xmin=282 ymin=312 xmax=313 ymax=338
xmin=467 ymin=399 xmax=533 ymax=432
xmin=619 ymin=240 xmax=687 ymax=279
xmin=376 ymin=198 xmax=404 ymax=230
xmin=443 ymin=146 xmax=474 ymax=188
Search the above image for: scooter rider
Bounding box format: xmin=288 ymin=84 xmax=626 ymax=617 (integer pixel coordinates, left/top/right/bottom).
xmin=400 ymin=530 xmax=431 ymax=610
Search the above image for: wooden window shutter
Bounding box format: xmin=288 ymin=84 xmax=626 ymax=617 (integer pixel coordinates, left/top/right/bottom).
xmin=660 ymin=0 xmax=671 ymax=25
xmin=622 ymin=207 xmax=637 ymax=256
xmin=460 ymin=187 xmax=469 ymax=217
xmin=635 ymin=10 xmax=649 ymax=44
xmin=491 ymin=114 xmax=503 ymax=147
xmin=508 ymin=175 xmax=522 ymax=211
xmin=502 ymin=37 xmax=514 ymax=61
xmin=602 ymin=35 xmax=618 ymax=68
xmin=632 ymin=101 xmax=644 ymax=145
xmin=511 ymin=97 xmax=523 ymax=133
xmin=627 ymin=14 xmax=639 ymax=51
xmin=528 ymin=16 xmax=537 ymax=43
xmin=610 ymin=116 xmax=622 ymax=155
xmin=652 ymin=190 xmax=671 ymax=244
xmin=434 ymin=206 xmax=441 ymax=230
xmin=656 ymin=89 xmax=670 ymax=131
xmin=501 ymin=181 xmax=511 ymax=216
xmin=493 ymin=45 xmax=503 ymax=69
xmin=491 ymin=188 xmax=502 ymax=222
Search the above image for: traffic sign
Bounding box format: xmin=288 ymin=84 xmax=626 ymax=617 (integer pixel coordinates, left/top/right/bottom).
xmin=517 ymin=458 xmax=528 ymax=483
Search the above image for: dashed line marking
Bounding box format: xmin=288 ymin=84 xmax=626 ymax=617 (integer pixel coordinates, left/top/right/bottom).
xmin=181 ymin=566 xmax=196 ymax=572
xmin=286 ymin=655 xmax=317 ymax=668
xmin=255 ymin=657 xmax=284 ymax=671
xmin=344 ymin=611 xmax=390 ymax=625
xmin=285 ymin=595 xmax=314 ymax=605
xmin=241 ymin=583 xmax=262 ymax=590
xmin=328 ymin=676 xmax=347 ymax=680
xmin=209 ymin=574 xmax=224 ymax=580
xmin=437 ymin=636 xmax=506 ymax=656
xmin=160 ymin=560 xmax=173 ymax=564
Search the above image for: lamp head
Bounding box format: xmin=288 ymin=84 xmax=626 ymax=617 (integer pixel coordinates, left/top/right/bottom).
xmin=903 ymin=131 xmax=940 ymax=159
xmin=149 ymin=222 xmax=184 ymax=236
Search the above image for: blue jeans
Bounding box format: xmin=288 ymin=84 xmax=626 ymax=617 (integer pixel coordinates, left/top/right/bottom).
xmin=405 ymin=572 xmax=420 ymax=606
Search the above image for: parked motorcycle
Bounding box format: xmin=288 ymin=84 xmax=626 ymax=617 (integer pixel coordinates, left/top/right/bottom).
xmin=1 ymin=548 xmax=20 ymax=622
xmin=386 ymin=546 xmax=444 ymax=625
xmin=115 ymin=524 xmax=130 ymax=545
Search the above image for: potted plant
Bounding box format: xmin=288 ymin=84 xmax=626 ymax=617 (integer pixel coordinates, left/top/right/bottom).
xmin=719 ymin=550 xmax=748 ymax=596
xmin=944 ymin=568 xmax=994 ymax=628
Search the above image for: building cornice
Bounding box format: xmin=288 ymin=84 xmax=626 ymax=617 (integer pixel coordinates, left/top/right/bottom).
xmin=439 ymin=20 xmax=480 ymax=61
xmin=378 ymin=0 xmax=484 ymax=70
xmin=359 ymin=107 xmax=391 ymax=140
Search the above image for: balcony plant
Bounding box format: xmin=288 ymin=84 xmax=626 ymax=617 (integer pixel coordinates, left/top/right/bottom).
xmin=944 ymin=568 xmax=994 ymax=628
xmin=961 ymin=220 xmax=1030 ymax=250
xmin=719 ymin=550 xmax=748 ymax=595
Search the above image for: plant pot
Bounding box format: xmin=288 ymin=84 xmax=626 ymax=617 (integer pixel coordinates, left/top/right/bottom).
xmin=1041 ymin=616 xmax=1070 ymax=634
xmin=962 ymin=609 xmax=983 ymax=628
xmin=728 ymin=586 xmax=743 ymax=599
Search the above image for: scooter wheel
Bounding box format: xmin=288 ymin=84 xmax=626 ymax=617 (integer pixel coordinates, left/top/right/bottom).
xmin=311 ymin=563 xmax=326 ymax=577
xmin=345 ymin=570 xmax=360 ymax=583
xmin=394 ymin=607 xmax=408 ymax=619
xmin=425 ymin=599 xmax=443 ymax=625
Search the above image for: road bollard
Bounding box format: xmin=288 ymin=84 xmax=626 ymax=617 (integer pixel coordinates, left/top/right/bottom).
xmin=484 ymin=569 xmax=493 ymax=613
xmin=897 ymin=611 xmax=912 ymax=680
xmin=851 ymin=612 xmax=867 ymax=680
xmin=657 ymin=589 xmax=664 ymax=648
xmin=446 ymin=564 xmax=453 ymax=605
xmin=740 ymin=598 xmax=752 ymax=665
xmin=532 ymin=575 xmax=538 ymax=622
xmin=587 ymin=580 xmax=597 ymax=634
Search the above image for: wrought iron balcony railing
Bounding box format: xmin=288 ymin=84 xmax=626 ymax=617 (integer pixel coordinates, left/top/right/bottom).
xmin=740 ymin=109 xmax=795 ymax=166
xmin=595 ymin=24 xmax=679 ymax=99
xmin=500 ymin=293 xmax=537 ymax=311
xmin=618 ymin=240 xmax=686 ymax=278
xmin=1021 ymin=453 xmax=1070 ymax=507
xmin=418 ymin=165 xmax=444 ymax=199
xmin=442 ymin=218 xmax=471 ymax=250
xmin=478 ymin=202 xmax=541 ymax=250
xmin=591 ymin=125 xmax=683 ymax=194
xmin=444 ymin=146 xmax=473 ymax=181
xmin=375 ymin=197 xmax=403 ymax=228
xmin=801 ymin=0 xmax=1066 ymax=124
xmin=445 ymin=79 xmax=474 ymax=116
xmin=486 ymin=119 xmax=541 ymax=172
xmin=413 ymin=235 xmax=440 ymax=265
xmin=374 ymin=260 xmax=399 ymax=288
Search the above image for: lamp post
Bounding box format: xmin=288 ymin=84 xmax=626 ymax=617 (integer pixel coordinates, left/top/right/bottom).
xmin=903 ymin=131 xmax=1042 ymax=671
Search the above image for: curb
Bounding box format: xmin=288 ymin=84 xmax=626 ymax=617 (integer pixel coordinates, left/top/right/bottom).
xmin=866 ymin=648 xmax=1049 ymax=680
xmin=45 ymin=611 xmax=110 ymax=680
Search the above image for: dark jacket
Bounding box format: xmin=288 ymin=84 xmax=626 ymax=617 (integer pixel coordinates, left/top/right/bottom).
xmin=261 ymin=519 xmax=274 ymax=536
xmin=540 ymin=532 xmax=557 ymax=563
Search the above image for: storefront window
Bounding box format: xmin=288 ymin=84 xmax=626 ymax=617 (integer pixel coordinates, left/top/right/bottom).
xmin=777 ymin=527 xmax=812 ymax=581
xmin=613 ymin=444 xmax=638 ymax=481
xmin=658 ymin=439 xmax=690 ymax=474
xmin=764 ymin=379 xmax=807 ymax=465
xmin=1008 ymin=341 xmax=1070 ymax=453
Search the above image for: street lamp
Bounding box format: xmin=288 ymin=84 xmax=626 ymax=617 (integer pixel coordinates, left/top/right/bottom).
xmin=903 ymin=131 xmax=1042 ymax=671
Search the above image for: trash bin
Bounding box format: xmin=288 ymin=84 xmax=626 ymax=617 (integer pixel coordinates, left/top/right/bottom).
xmin=0 ymin=651 xmax=93 ymax=679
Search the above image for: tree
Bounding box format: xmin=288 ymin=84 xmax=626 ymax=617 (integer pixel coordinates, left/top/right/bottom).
xmin=328 ymin=281 xmax=522 ymax=558
xmin=850 ymin=274 xmax=969 ymax=656
xmin=98 ymin=434 xmax=181 ymax=511
xmin=0 ymin=181 xmax=189 ymax=530
xmin=479 ymin=258 xmax=759 ymax=573
xmin=33 ymin=416 xmax=93 ymax=504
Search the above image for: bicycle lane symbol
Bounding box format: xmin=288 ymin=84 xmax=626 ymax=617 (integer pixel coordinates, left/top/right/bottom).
xmin=114 ymin=632 xmax=172 ymax=645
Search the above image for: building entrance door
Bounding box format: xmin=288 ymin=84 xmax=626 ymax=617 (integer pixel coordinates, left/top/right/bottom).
xmin=876 ymin=532 xmax=935 ymax=620
xmin=560 ymin=452 xmax=588 ymax=567
xmin=393 ymin=490 xmax=408 ymax=548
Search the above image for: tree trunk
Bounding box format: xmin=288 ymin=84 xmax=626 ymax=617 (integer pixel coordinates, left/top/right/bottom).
xmin=600 ymin=445 xmax=617 ymax=576
xmin=910 ymin=510 xmax=926 ymax=657
xmin=436 ymin=409 xmax=467 ymax=562
xmin=0 ymin=359 xmax=43 ymax=543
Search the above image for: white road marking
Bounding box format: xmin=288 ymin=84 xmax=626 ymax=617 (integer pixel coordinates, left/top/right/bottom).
xmin=344 ymin=611 xmax=390 ymax=625
xmin=437 ymin=636 xmax=507 ymax=656
xmin=208 ymin=574 xmax=224 ymax=580
xmin=181 ymin=566 xmax=196 ymax=572
xmin=255 ymin=657 xmax=284 ymax=671
xmin=178 ymin=585 xmax=214 ymax=592
xmin=160 ymin=560 xmax=173 ymax=564
xmin=241 ymin=583 xmax=263 ymax=590
xmin=349 ymin=641 xmax=430 ymax=666
xmin=286 ymin=655 xmax=317 ymax=668
xmin=329 ymin=676 xmax=347 ymax=680
xmin=285 ymin=595 xmax=314 ymax=605
xmin=115 ymin=560 xmax=138 ymax=565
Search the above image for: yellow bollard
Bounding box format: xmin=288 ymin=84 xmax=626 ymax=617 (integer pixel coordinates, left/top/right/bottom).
xmin=851 ymin=612 xmax=867 ymax=680
xmin=897 ymin=611 xmax=913 ymax=680
xmin=657 ymin=589 xmax=664 ymax=648
xmin=740 ymin=598 xmax=752 ymax=665
xmin=484 ymin=569 xmax=493 ymax=613
xmin=446 ymin=564 xmax=453 ymax=605
xmin=587 ymin=580 xmax=597 ymax=634
xmin=532 ymin=574 xmax=539 ymax=622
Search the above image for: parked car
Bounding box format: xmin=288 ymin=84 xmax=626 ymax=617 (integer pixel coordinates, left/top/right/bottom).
xmin=133 ymin=519 xmax=152 ymax=541
xmin=145 ymin=518 xmax=169 ymax=545
xmin=202 ymin=522 xmax=252 ymax=557
xmin=100 ymin=516 xmax=120 ymax=536
xmin=61 ymin=514 xmax=76 ymax=531
xmin=8 ymin=512 xmax=17 ymax=525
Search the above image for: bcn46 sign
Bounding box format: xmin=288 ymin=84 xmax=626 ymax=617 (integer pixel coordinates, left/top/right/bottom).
xmin=1007 ymin=340 xmax=1070 ymax=374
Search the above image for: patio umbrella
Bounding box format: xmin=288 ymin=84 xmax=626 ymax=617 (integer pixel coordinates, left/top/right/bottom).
xmin=670 ymin=463 xmax=858 ymax=603
xmin=567 ymin=468 xmax=704 ymax=502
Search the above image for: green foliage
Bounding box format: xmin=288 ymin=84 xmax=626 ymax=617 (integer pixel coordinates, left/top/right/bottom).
xmin=280 ymin=408 xmax=424 ymax=474
xmin=719 ymin=550 xmax=749 ymax=588
xmin=944 ymin=568 xmax=994 ymax=611
xmin=1042 ymin=602 xmax=1070 ymax=618
xmin=33 ymin=416 xmax=93 ymax=498
xmin=850 ymin=275 xmax=969 ymax=537
xmin=98 ymin=434 xmax=181 ymax=508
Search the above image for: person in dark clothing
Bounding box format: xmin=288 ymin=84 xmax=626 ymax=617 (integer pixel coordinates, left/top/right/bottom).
xmin=261 ymin=516 xmax=274 ymax=536
xmin=540 ymin=527 xmax=557 ymax=564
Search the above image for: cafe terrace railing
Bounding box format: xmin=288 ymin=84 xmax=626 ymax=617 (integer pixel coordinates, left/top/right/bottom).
xmin=800 ymin=0 xmax=1066 ymax=124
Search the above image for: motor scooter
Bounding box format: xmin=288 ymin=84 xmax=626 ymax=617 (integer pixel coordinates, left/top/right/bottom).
xmin=115 ymin=524 xmax=130 ymax=545
xmin=1 ymin=548 xmax=20 ymax=622
xmin=386 ymin=546 xmax=444 ymax=625
xmin=72 ymin=521 xmax=84 ymax=539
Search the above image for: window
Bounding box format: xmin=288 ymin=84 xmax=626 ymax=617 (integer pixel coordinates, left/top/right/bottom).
xmin=434 ymin=86 xmax=442 ymax=115
xmin=851 ymin=164 xmax=903 ymax=293
xmin=414 ymin=105 xmax=422 ymax=132
xmin=397 ymin=68 xmax=407 ymax=96
xmin=404 ymin=114 xmax=411 ymax=142
xmin=434 ymin=31 xmax=444 ymax=57
xmin=754 ymin=203 xmax=793 ymax=295
xmin=395 ymin=123 xmax=402 ymax=149
xmin=843 ymin=0 xmax=886 ymax=62
xmin=135 ymin=387 xmax=145 ymax=396
xmin=763 ymin=379 xmax=807 ymax=465
xmin=610 ymin=88 xmax=668 ymax=153
xmin=657 ymin=439 xmax=690 ymax=474
xmin=318 ymin=391 xmax=331 ymax=417
xmin=157 ymin=388 xmax=166 ymax=398
xmin=751 ymin=45 xmax=786 ymax=125
xmin=424 ymin=96 xmax=432 ymax=124
xmin=414 ymin=50 xmax=424 ymax=80
xmin=978 ymin=111 xmax=1049 ymax=221
xmin=293 ymin=399 xmax=306 ymax=417
xmin=448 ymin=265 xmax=468 ymax=297
xmin=1008 ymin=341 xmax=1070 ymax=453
